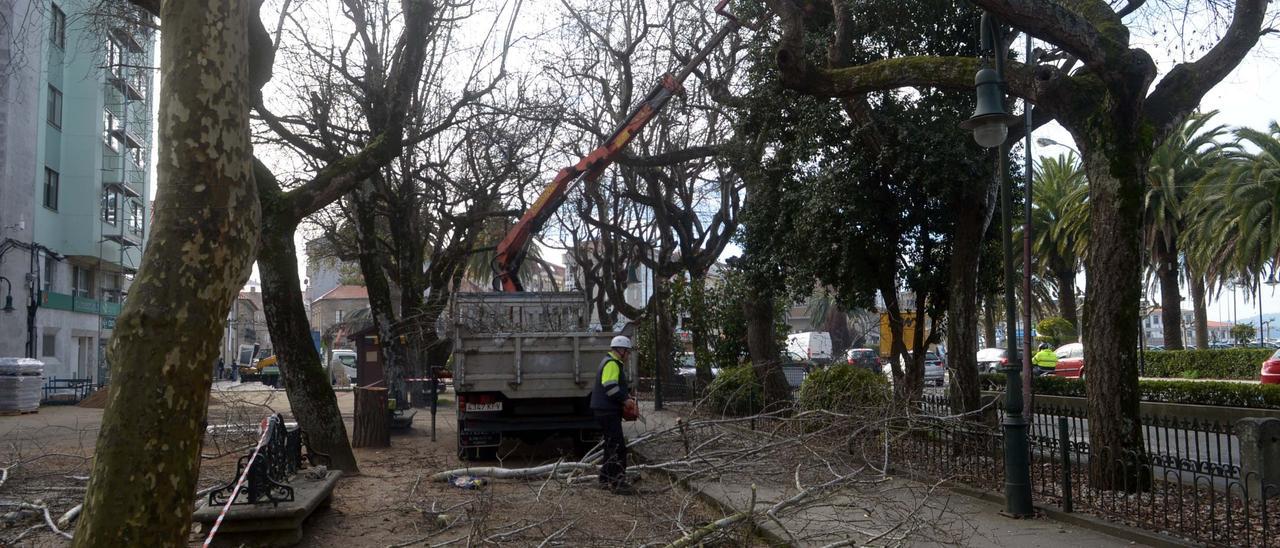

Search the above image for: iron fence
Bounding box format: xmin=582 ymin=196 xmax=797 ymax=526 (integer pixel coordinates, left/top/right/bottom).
xmin=898 ymin=393 xmax=1279 ymax=547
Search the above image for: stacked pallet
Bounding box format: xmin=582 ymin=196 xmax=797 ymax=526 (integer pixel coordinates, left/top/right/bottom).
xmin=0 ymin=357 xmax=43 ymax=415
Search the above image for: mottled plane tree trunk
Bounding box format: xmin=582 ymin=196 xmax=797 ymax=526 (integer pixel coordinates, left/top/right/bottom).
xmin=73 ymin=1 xmax=258 ymax=545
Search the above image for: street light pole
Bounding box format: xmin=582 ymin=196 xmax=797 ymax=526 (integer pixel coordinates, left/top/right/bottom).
xmin=1021 ymin=34 xmax=1036 ymax=421
xmin=960 ymin=12 xmax=1032 ymax=518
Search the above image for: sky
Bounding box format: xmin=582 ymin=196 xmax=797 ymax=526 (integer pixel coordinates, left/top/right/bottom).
xmin=211 ymin=2 xmax=1280 ymax=322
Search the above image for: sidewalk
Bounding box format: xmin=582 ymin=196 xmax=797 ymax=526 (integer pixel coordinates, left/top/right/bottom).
xmin=626 ymin=404 xmax=1143 ymax=547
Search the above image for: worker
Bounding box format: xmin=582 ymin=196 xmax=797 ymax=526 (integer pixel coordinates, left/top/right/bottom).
xmin=590 ymin=335 xmax=635 ymax=494
xmin=1032 ymin=343 xmax=1059 ymax=373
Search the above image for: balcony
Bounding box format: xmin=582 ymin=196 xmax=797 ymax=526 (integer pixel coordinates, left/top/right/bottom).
xmin=108 ymin=73 xmax=146 ymax=101
xmin=43 ymin=292 xmax=123 ymax=316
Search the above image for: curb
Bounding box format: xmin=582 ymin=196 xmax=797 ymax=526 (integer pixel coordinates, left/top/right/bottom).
xmin=630 ymin=444 xmax=790 ymax=546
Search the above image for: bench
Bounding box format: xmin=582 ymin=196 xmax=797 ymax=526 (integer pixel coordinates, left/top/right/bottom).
xmin=193 ymin=415 xmax=341 ymax=547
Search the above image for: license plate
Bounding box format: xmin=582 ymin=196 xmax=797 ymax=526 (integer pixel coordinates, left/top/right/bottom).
xmin=466 ymin=402 xmax=502 ymax=412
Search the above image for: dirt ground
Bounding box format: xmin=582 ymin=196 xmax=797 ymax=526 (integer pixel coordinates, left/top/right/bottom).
xmin=1 ymin=385 xmax=725 ymax=547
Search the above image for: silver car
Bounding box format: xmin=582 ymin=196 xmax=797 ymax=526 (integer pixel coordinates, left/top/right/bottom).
xmin=976 ymin=348 xmax=1008 ymax=373
xmin=895 ymin=351 xmax=946 ymax=386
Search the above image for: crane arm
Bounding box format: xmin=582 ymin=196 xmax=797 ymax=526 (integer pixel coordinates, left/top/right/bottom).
xmin=493 ymin=0 xmax=747 ymax=292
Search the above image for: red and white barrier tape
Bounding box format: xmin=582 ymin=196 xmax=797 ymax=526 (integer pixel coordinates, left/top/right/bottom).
xmin=201 ymin=416 xmax=272 ymax=547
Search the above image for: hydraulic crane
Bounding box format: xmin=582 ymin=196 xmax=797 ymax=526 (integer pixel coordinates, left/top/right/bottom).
xmin=493 ymin=0 xmax=751 ymax=291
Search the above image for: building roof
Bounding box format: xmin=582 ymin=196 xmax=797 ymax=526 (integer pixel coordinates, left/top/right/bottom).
xmin=1206 ymin=320 xmax=1232 ymax=328
xmin=315 ymin=284 xmax=369 ymax=301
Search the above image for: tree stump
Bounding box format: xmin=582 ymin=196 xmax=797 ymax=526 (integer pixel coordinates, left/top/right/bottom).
xmin=353 ymin=387 xmax=390 ymax=448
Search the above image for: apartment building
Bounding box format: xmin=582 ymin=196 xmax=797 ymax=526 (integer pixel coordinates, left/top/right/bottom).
xmin=0 ymin=0 xmax=155 ymax=384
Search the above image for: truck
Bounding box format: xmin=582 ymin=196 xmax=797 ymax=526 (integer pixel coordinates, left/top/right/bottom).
xmin=447 ymin=292 xmax=628 ymax=460
xmin=786 ymin=331 xmax=833 ymax=364
xmin=448 ymin=0 xmax=750 ymax=461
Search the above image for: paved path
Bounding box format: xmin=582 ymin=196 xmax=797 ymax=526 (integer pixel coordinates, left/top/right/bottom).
xmin=628 ymin=404 xmax=1143 ymax=547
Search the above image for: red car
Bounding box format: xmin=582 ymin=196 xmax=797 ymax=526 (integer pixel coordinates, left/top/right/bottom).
xmin=1052 ymin=343 xmax=1085 ymax=378
xmin=1261 ymin=350 xmax=1280 ymax=384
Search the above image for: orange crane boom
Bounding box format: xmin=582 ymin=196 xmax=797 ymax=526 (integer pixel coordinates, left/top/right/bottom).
xmin=493 ymin=0 xmax=749 ymax=291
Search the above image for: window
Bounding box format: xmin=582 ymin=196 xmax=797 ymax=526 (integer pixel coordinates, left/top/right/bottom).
xmin=43 ymin=168 xmax=59 ymax=210
xmin=102 ymin=110 xmax=118 ymax=149
xmin=43 ymin=256 xmax=57 ymax=293
xmin=336 ymin=309 xmax=344 ymax=323
xmin=130 ymin=146 xmax=144 ymax=167
xmin=50 ymin=4 xmax=65 ymax=49
xmin=101 ymin=188 xmax=119 ymax=225
xmin=73 ymin=266 xmax=94 ymax=299
xmin=128 ymin=201 xmax=143 ymax=235
xmin=106 ymin=39 xmax=122 ymax=77
xmin=42 ymin=332 xmax=57 ymax=358
xmin=102 ymin=274 xmax=121 ymax=303
xmin=47 ymin=86 xmax=62 ymax=128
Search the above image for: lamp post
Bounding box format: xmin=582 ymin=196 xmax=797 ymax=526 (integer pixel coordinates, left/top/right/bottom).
xmin=0 ymin=276 xmax=15 ymax=313
xmin=959 ymin=12 xmax=1032 ymax=518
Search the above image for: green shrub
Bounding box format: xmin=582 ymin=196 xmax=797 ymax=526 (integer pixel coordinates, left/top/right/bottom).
xmin=1142 ymin=348 xmax=1272 ymax=379
xmin=706 ymin=366 xmax=763 ymax=416
xmin=978 ymin=373 xmax=1280 ymax=409
xmin=797 ymin=364 xmax=890 ymax=414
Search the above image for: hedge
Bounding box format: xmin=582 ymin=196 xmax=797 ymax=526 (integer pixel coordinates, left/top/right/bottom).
xmin=980 ymin=373 xmax=1280 ymax=409
xmin=706 ymin=366 xmax=763 ymax=416
xmin=1141 ymin=348 xmax=1273 ymax=380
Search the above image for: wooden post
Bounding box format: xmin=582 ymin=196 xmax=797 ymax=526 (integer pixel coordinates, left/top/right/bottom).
xmin=353 ymin=387 xmax=390 ymax=448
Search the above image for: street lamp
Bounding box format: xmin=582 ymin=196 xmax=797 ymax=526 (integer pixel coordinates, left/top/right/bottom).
xmin=0 ymin=276 xmax=14 ymax=313
xmin=959 ymin=11 xmax=1033 ymax=518
xmin=1035 ymin=137 xmax=1080 ymax=156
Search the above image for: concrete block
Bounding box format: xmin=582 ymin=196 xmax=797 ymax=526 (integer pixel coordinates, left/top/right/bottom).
xmin=1236 ymin=418 xmax=1280 ymax=498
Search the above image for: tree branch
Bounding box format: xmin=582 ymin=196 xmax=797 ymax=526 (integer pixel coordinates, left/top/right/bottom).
xmin=1144 ymin=0 xmax=1269 ymax=139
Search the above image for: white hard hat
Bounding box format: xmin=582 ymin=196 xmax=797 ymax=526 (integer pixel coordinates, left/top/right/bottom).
xmin=610 ymin=335 xmax=633 ymax=349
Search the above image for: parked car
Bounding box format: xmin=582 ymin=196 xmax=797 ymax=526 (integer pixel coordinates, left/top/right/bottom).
xmin=896 ymin=351 xmax=945 ymax=386
xmin=1052 ymin=343 xmax=1085 ymax=378
xmin=846 ymin=348 xmax=882 ymax=373
xmin=675 ymin=353 xmax=721 ymax=384
xmin=330 ymin=349 xmax=358 ymax=385
xmin=976 ymin=348 xmax=1008 ymax=373
xmin=1260 ymin=349 xmax=1280 ymax=384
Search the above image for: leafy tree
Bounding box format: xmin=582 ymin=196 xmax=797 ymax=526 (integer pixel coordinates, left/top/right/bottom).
xmin=1036 ymin=316 xmax=1076 ymax=346
xmin=1031 ymin=153 xmax=1088 ymax=330
xmin=1232 ymin=323 xmax=1258 ymax=345
xmin=1145 ymin=112 xmax=1232 ymax=350
xmin=764 ymin=0 xmax=1273 ymax=491
xmin=1189 ymin=122 xmax=1280 ymax=289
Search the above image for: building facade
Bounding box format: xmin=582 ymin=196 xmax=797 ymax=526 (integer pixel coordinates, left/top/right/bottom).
xmin=1143 ymin=308 xmax=1233 ymax=347
xmin=0 ymin=0 xmax=156 ymax=385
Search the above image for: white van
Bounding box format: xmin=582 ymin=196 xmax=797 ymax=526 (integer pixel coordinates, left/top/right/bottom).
xmin=329 ymin=349 xmax=357 ymax=384
xmin=786 ymin=332 xmax=833 ymax=363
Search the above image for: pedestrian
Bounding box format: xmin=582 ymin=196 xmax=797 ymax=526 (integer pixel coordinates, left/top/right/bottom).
xmin=216 ymin=357 xmax=225 ymax=381
xmin=1032 ymin=343 xmax=1059 ymax=375
xmin=590 ymin=335 xmax=636 ymax=494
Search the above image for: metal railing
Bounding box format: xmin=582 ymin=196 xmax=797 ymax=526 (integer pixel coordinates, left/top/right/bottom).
xmin=40 ymin=377 xmax=97 ymax=404
xmin=898 ymin=393 xmax=1279 ymax=547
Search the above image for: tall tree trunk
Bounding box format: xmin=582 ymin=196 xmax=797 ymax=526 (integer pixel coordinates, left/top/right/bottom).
xmin=880 ymin=281 xmax=913 ymax=404
xmin=1078 ymin=137 xmax=1150 ymax=492
xmin=982 ymin=293 xmax=998 ymax=348
xmin=653 ymin=277 xmax=676 ymax=396
xmin=1055 ymin=266 xmax=1079 ymax=334
xmin=743 ymin=278 xmax=790 ymax=408
xmin=824 ymin=303 xmax=852 ymax=359
xmin=1189 ymin=265 xmax=1209 ymax=348
xmin=256 ymin=189 xmax=358 ymax=472
xmin=1155 ymin=239 xmax=1184 ymax=349
xmin=74 ymin=2 xmax=257 ymax=544
xmin=352 ymin=181 xmax=407 ymax=406
xmin=688 ymin=272 xmax=714 ymax=385
xmin=947 ymin=174 xmax=997 ymax=417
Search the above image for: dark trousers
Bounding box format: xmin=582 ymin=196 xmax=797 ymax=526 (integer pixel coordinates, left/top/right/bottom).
xmin=594 ymin=411 xmax=627 ymax=487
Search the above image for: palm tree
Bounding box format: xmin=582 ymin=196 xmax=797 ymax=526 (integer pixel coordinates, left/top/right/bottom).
xmin=1186 ymin=121 xmax=1277 ymax=313
xmin=1030 ymin=153 xmax=1089 ymax=331
xmin=1145 ymin=111 xmax=1231 ymax=349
